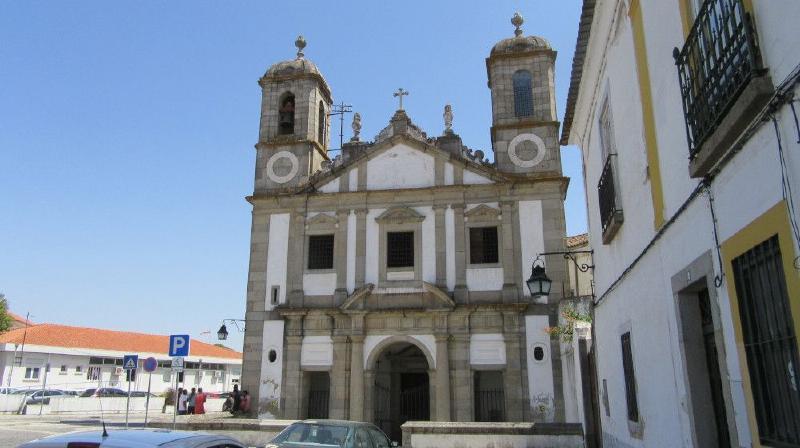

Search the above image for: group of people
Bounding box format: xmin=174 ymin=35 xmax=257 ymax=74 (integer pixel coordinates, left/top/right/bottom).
xmin=222 ymin=384 xmax=251 ymax=415
xmin=176 ymin=387 xmax=206 ymax=415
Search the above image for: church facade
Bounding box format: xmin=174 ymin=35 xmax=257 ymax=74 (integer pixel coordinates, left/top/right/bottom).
xmin=241 ymin=16 xmax=573 ymax=438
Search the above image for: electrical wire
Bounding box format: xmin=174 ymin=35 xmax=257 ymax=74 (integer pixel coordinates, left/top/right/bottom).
xmin=771 ymin=115 xmax=800 ymax=269
xmin=703 ymin=180 xmax=725 ymax=287
xmin=789 ymin=99 xmax=800 ymax=143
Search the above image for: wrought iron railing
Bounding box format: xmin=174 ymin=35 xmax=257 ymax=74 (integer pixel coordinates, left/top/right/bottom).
xmin=673 ymin=0 xmax=760 ymax=157
xmin=597 ymin=155 xmax=620 ymax=236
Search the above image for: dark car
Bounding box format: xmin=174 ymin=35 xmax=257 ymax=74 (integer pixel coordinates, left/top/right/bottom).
xmin=79 ymin=387 xmax=127 ymax=397
xmin=266 ymin=420 xmax=398 ymax=448
xmin=18 ymin=429 xmax=246 ymax=447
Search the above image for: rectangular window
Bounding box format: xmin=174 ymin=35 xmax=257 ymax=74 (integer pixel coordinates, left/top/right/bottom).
xmin=75 ymin=365 xmax=82 ymax=373
xmin=387 ymin=231 xmax=414 ymax=268
xmin=86 ymin=366 xmax=101 ymax=381
xmin=24 ymin=367 xmax=40 ymax=380
xmin=732 ymin=235 xmax=800 ymax=446
xmin=599 ymin=100 xmax=616 ymax=161
xmin=89 ymin=357 xmax=103 ymax=365
xmin=469 ymin=226 xmax=499 ymax=264
xmin=307 ymin=234 xmax=335 ymax=270
xmin=621 ymin=332 xmax=639 ymax=422
xmin=60 ymin=365 xmax=67 ymax=374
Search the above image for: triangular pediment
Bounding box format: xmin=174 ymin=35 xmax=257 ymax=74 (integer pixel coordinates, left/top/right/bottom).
xmin=306 ymin=213 xmax=338 ymax=229
xmin=339 ymin=282 xmax=455 ymax=312
xmin=375 ymin=206 xmax=425 ymax=224
xmin=465 ymin=204 xmax=501 ymax=220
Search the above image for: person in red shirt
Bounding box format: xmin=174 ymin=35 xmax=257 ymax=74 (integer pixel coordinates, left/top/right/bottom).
xmin=240 ymin=390 xmax=251 ymax=414
xmin=194 ymin=388 xmax=206 ymax=415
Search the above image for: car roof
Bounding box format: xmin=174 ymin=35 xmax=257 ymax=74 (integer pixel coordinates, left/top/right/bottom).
xmin=299 ymin=419 xmax=373 ymax=427
xmin=19 ymin=429 xmax=241 ymax=448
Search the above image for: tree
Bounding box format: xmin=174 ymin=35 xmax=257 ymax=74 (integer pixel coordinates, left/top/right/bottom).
xmin=0 ymin=294 xmax=12 ymax=333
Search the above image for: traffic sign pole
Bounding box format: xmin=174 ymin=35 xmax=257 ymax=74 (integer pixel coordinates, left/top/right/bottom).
xmin=125 ymin=376 xmax=131 ymax=428
xmin=144 ymin=372 xmax=152 ymax=427
xmin=172 ymin=373 xmax=178 ymax=430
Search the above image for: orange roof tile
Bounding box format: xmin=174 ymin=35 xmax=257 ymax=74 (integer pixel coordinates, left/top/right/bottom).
xmin=8 ymin=312 xmax=30 ymax=325
xmin=0 ymin=323 xmax=241 ymax=360
xmin=565 ymin=233 xmax=589 ymax=248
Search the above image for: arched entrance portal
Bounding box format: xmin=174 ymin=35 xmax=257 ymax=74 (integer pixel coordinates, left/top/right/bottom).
xmin=371 ymin=342 xmax=431 ymax=442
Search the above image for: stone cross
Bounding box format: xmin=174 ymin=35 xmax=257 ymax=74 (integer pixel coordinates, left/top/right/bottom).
xmin=393 ymin=88 xmax=409 ymax=110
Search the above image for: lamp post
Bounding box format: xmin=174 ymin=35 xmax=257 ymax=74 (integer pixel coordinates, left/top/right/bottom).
xmin=217 ymin=319 xmax=246 ymax=341
xmin=526 ymin=250 xmax=595 ymax=298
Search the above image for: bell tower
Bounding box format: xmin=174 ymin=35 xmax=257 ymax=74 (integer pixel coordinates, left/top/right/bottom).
xmin=487 ymin=13 xmax=561 ymax=176
xmin=254 ymin=36 xmax=333 ymax=192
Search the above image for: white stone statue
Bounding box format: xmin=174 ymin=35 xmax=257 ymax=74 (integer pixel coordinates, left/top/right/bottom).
xmin=444 ymin=104 xmax=453 ymax=133
xmin=351 ymin=112 xmax=362 ymax=141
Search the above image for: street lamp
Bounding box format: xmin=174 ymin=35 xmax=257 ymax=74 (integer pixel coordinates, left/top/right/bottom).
xmin=217 ymin=319 xmax=246 ymax=341
xmin=526 ymin=257 xmax=552 ymax=298
xmin=527 ymin=250 xmax=595 ymax=298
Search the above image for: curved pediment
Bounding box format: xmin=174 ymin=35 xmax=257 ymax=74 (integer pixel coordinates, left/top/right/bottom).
xmin=375 ymin=207 xmax=425 ymax=224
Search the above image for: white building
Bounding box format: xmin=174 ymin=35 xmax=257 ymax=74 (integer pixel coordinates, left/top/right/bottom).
xmin=562 ymin=0 xmax=800 ymax=447
xmin=0 ymin=323 xmax=241 ymax=394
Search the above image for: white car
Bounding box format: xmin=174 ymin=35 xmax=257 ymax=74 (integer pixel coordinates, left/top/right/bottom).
xmin=17 ymin=429 xmax=246 ymax=448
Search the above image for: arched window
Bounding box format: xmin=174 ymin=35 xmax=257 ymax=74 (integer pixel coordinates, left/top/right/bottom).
xmin=278 ymin=93 xmax=295 ymax=135
xmin=513 ymin=70 xmax=534 ymax=117
xmin=318 ymin=101 xmax=326 ymax=145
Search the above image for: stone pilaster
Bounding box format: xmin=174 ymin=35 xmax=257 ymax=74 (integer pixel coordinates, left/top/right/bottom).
xmin=354 ymin=209 xmax=367 ymax=288
xmin=242 ymin=210 xmax=269 ymax=414
xmin=502 ymin=311 xmax=524 ymax=421
xmin=330 ymin=334 xmax=350 ymax=419
xmin=433 ymin=205 xmax=447 ymax=289
xmin=501 ymin=201 xmax=518 ymax=302
xmin=349 ymin=335 xmax=365 ymax=421
xmin=334 ymin=210 xmax=349 ymax=305
xmin=451 ymin=333 xmax=473 ymax=421
xmin=288 ymin=212 xmax=306 ymax=307
xmin=435 ymin=334 xmax=452 ymax=421
xmin=452 ymin=204 xmax=468 ymax=303
xmin=282 ymin=313 xmax=305 ymax=419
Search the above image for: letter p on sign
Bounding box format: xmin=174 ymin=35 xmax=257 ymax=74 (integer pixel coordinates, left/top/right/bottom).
xmin=169 ymin=334 xmax=190 ymax=357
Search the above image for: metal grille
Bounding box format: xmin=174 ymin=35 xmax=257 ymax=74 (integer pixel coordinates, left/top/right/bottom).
xmin=621 ymin=332 xmax=639 ymax=423
xmin=374 ymin=383 xmax=391 ymax=434
xmin=387 ymin=231 xmax=414 ymax=268
xmin=469 ymin=226 xmax=499 ymax=264
xmin=318 ymin=102 xmax=326 ymax=144
xmin=400 ymin=384 xmax=429 ymax=421
xmin=308 ymin=234 xmax=334 ymax=270
xmin=307 ymin=389 xmax=330 ymax=419
xmin=475 ymin=389 xmax=505 ymax=422
xmin=513 ymin=70 xmax=534 ymax=118
xmin=732 ymin=235 xmax=800 ymax=446
xmin=598 ymin=154 xmax=620 ymax=235
xmin=674 ymin=0 xmax=760 ymax=157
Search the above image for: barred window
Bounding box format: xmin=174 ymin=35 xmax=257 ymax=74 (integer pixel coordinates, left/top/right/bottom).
xmin=469 ymin=226 xmax=499 ymax=264
xmin=318 ymin=101 xmax=326 ymax=145
xmin=732 ymin=235 xmax=800 ymax=446
xmin=621 ymin=332 xmax=639 ymax=423
xmin=513 ymin=70 xmax=534 ymax=117
xmin=308 ymin=234 xmax=334 ymax=270
xmin=387 ymin=231 xmax=414 ymax=268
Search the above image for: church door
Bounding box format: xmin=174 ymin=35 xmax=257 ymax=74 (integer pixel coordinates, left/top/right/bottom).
xmin=372 ymin=343 xmax=431 ymax=442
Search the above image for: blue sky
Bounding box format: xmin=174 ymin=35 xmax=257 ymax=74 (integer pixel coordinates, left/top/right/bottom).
xmin=0 ymin=1 xmax=586 ymax=351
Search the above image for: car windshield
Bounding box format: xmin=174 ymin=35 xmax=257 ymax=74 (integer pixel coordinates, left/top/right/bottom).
xmin=272 ymin=423 xmax=350 ymax=447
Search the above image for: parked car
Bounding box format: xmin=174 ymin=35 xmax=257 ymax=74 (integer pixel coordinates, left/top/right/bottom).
xmin=25 ymin=390 xmax=68 ymax=405
xmin=129 ymin=391 xmax=157 ymax=397
xmin=79 ymin=387 xmax=127 ymax=397
xmin=266 ymin=420 xmax=398 ymax=448
xmin=17 ymin=429 xmax=246 ymax=447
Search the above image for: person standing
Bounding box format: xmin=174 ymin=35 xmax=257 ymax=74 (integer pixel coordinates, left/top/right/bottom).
xmin=240 ymin=390 xmax=251 ymax=414
xmin=187 ymin=387 xmax=196 ymax=415
xmin=177 ymin=389 xmax=188 ymax=415
xmin=232 ymin=384 xmax=241 ymax=414
xmin=195 ymin=388 xmax=206 ymax=415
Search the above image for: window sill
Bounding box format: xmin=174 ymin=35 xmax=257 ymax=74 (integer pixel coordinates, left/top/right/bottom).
xmin=689 ymin=73 xmax=773 ymax=178
xmin=627 ymin=419 xmax=643 ymax=439
xmin=304 ymin=268 xmax=336 ymax=274
xmin=467 ymin=262 xmax=502 ymax=268
xmin=601 ymin=210 xmax=624 ymax=244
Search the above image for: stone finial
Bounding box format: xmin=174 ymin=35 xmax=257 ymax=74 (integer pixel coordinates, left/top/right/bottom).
xmin=512 ymin=12 xmax=524 ymax=37
xmin=351 ymin=112 xmax=362 ymax=142
xmin=443 ymin=104 xmax=453 ymax=134
xmin=295 ymin=35 xmax=306 ymax=58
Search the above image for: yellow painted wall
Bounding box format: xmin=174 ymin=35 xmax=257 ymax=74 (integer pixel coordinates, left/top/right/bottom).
xmin=721 ymin=200 xmax=800 ymax=447
xmin=629 ymin=0 xmax=665 ymax=229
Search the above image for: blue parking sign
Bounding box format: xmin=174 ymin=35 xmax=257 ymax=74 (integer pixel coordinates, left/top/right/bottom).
xmin=169 ymin=334 xmax=190 ymax=357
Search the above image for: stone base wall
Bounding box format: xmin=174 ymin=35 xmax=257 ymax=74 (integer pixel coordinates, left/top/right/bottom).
xmin=402 ymin=421 xmax=584 ymax=448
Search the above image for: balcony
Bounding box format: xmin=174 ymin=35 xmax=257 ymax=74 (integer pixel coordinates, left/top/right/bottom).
xmin=598 ymin=154 xmax=623 ymax=244
xmin=674 ymin=0 xmax=773 ymax=178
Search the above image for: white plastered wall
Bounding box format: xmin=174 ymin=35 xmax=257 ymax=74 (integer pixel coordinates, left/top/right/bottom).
xmin=445 ymin=207 xmax=456 ymax=290
xmin=265 ymin=213 xmax=290 ymax=309
xmin=526 ymin=315 xmax=555 ymax=422
xmin=417 ymin=206 xmax=436 ymax=283
xmin=469 ymin=334 xmax=506 ymax=366
xmin=366 ymin=144 xmax=435 ymax=190
xmin=364 ymin=209 xmax=384 ymax=285
xmin=346 ymin=211 xmax=356 ymax=293
xmin=302 ymin=273 xmax=336 ymax=296
xmin=518 ymin=201 xmax=545 ymax=297
xmin=300 ymin=336 xmax=333 ymax=369
xmin=259 ymin=320 xmax=284 ymax=418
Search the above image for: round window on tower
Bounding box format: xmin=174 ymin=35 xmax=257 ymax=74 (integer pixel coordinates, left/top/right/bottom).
xmin=268 ymin=349 xmax=278 ymax=363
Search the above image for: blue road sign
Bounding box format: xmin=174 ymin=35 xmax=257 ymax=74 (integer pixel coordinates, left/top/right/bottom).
xmin=169 ymin=334 xmax=190 ymax=357
xmin=143 ymin=357 xmax=157 ymax=373
xmin=123 ymin=354 xmax=138 ymax=371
